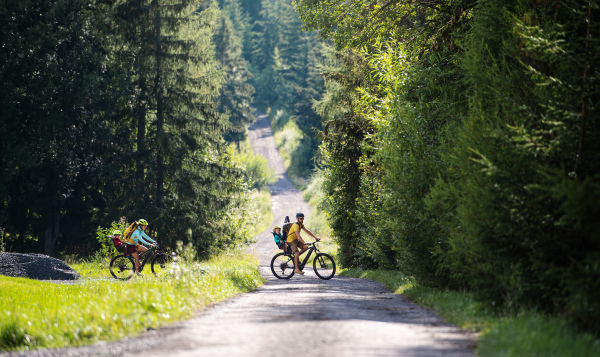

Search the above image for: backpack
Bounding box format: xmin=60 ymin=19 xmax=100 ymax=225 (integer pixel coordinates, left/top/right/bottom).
xmin=122 ymin=221 xmax=139 ymax=244
xmin=282 ymin=216 xmax=292 ymax=241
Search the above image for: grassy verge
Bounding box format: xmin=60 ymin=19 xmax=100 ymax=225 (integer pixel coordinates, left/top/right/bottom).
xmin=340 ymin=269 xmax=600 ymax=357
xmin=253 ymin=189 xmax=273 ymax=235
xmin=0 ymin=251 xmax=263 ymax=352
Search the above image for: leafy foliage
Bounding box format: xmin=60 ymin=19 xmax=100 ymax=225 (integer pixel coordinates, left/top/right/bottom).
xmin=94 ymin=217 xmax=128 ymax=258
xmin=0 ymin=0 xmax=260 ymax=258
xmin=439 ymin=0 xmax=600 ymax=331
xmin=296 ymin=0 xmax=600 ymax=335
xmin=314 ymin=47 xmax=372 ymax=267
xmin=236 ymin=147 xmax=277 ymax=190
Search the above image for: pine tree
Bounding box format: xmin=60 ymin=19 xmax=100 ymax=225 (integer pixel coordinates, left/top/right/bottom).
xmin=114 ymin=0 xmax=247 ymax=250
xmin=0 ymin=0 xmax=120 ymax=255
xmin=214 ymin=6 xmax=256 ymax=143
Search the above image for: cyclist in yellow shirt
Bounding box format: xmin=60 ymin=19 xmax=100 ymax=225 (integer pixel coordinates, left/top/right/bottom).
xmin=286 ymin=212 xmax=320 ymax=275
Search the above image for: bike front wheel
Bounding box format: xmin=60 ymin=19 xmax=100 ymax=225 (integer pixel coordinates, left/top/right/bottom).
xmin=270 ymin=252 xmax=295 ymax=279
xmin=109 ymin=255 xmax=135 ymax=280
xmin=313 ymin=253 xmax=336 ymax=280
xmin=151 ymin=253 xmax=173 ymax=278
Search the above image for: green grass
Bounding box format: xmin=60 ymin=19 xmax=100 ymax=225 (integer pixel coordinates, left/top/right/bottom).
xmin=340 ymin=268 xmax=600 ymax=357
xmin=0 ymin=251 xmax=263 ymax=352
xmin=478 ymin=311 xmax=600 ymax=357
xmin=253 ymin=189 xmax=273 ymax=235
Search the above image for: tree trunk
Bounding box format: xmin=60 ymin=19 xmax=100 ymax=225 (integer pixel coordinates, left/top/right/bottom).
xmin=577 ymin=1 xmax=592 ymax=171
xmin=44 ymin=213 xmax=60 ymax=256
xmin=155 ymin=2 xmax=164 ymax=205
xmin=137 ymin=75 xmax=147 ymax=183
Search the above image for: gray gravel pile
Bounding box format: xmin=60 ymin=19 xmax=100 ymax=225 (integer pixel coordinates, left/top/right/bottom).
xmin=0 ymin=252 xmax=80 ymax=280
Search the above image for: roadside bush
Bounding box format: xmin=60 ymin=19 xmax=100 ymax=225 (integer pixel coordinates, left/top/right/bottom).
xmin=315 ymin=47 xmax=370 ymax=268
xmin=357 ymin=40 xmax=466 ymax=287
xmin=302 ymin=170 xmax=331 ymax=238
xmin=434 ymin=0 xmax=600 ymax=333
xmin=273 ymin=118 xmax=312 ymax=179
xmin=95 ymin=217 xmax=128 ymax=258
xmin=238 ymin=150 xmax=277 ymax=190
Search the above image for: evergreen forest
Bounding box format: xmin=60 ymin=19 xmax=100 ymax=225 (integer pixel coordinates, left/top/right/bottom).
xmin=0 ymin=0 xmax=323 ymax=257
xmin=2 ymin=0 xmax=600 ymax=338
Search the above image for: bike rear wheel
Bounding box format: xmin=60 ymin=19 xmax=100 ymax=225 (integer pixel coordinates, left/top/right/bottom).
xmin=270 ymin=252 xmax=295 ymax=279
xmin=109 ymin=255 xmax=135 ymax=280
xmin=151 ymin=253 xmax=172 ymax=278
xmin=313 ymin=253 xmax=336 ymax=280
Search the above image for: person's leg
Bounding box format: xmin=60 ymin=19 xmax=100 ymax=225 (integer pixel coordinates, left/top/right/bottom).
xmin=137 ymin=245 xmax=148 ymax=258
xmin=299 ymin=243 xmax=308 ymax=255
xmin=297 ymin=242 xmax=308 ymax=271
xmin=132 ymin=251 xmax=140 ymax=272
xmin=290 ymin=240 xmax=303 ymax=274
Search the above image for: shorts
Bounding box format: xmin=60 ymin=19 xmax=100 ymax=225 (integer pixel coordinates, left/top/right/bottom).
xmin=125 ymin=244 xmax=138 ymax=256
xmin=288 ymin=239 xmax=306 ymax=253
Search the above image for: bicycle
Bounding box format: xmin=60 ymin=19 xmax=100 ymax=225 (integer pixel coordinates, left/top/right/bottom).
xmin=109 ymin=244 xmax=172 ymax=280
xmin=270 ymin=240 xmax=336 ymax=280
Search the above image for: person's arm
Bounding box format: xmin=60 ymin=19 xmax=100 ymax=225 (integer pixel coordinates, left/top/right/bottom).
xmin=132 ymin=229 xmax=154 ymax=245
xmin=141 ymin=230 xmax=156 ymax=244
xmin=302 ymin=226 xmax=319 ymax=240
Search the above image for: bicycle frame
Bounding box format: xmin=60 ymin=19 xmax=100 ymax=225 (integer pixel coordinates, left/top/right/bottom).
xmin=125 ymin=245 xmax=158 ymax=272
xmin=110 ymin=244 xmax=171 ymax=280
xmin=290 ymin=242 xmax=319 ymax=271
xmin=271 ymin=240 xmax=336 ymax=280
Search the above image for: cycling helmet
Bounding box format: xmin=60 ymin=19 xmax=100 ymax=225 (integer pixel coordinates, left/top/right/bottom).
xmin=138 ymin=219 xmax=148 ymax=225
xmin=273 ymin=226 xmax=281 ymax=232
xmin=113 ymin=230 xmax=122 ymax=235
xmin=296 ymin=212 xmax=305 ymax=218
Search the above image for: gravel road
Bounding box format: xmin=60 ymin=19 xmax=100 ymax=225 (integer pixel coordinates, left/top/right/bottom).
xmin=3 ymin=111 xmax=476 ymax=357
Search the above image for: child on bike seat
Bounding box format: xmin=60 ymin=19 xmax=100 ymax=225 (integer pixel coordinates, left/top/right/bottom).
xmin=126 ymin=219 xmax=156 ymax=275
xmin=272 ymin=226 xmax=283 ymax=245
xmin=273 ymin=226 xmax=291 ymax=253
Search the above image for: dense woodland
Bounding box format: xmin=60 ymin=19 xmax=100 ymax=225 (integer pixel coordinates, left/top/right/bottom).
xmin=0 ymin=0 xmax=323 ymax=257
xmin=295 ymin=0 xmax=600 ymax=335
xmin=2 ymin=0 xmax=600 ymax=337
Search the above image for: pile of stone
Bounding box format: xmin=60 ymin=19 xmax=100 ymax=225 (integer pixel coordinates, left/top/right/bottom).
xmin=0 ymin=252 xmax=80 ymax=280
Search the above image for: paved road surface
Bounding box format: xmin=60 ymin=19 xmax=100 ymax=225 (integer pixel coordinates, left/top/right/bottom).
xmin=4 ymin=111 xmax=476 ymax=357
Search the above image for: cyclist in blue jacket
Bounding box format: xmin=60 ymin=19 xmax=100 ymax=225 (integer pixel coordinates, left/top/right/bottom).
xmin=127 ymin=219 xmax=156 ymax=274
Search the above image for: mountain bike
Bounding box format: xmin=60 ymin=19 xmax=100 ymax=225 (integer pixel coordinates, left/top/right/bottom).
xmin=270 ymin=241 xmax=336 ymax=280
xmin=109 ymin=244 xmax=172 ymax=280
